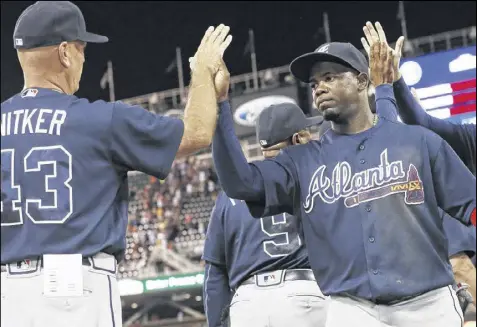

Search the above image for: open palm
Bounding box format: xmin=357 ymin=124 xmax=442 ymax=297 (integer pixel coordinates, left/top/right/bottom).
xmin=361 ymin=22 xmax=405 ymax=83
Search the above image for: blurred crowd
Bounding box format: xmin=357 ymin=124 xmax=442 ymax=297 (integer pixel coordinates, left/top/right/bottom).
xmin=119 ymin=156 xmax=219 ymax=279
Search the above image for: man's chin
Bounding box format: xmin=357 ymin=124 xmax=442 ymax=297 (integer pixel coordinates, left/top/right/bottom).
xmin=322 ymin=108 xmax=340 ymax=122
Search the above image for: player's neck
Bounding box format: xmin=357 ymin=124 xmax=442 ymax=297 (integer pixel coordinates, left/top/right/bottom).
xmin=23 ymin=74 xmax=70 ymax=95
xmin=332 ymin=107 xmax=375 ymax=135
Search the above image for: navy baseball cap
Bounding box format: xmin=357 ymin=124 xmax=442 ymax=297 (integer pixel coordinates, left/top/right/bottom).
xmin=256 ymin=103 xmax=323 ymax=148
xmin=13 ymin=1 xmax=108 ymax=49
xmin=290 ymin=42 xmax=368 ymax=83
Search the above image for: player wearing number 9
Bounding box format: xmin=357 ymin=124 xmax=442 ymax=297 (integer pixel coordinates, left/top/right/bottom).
xmin=1 ymin=2 xmax=232 ymax=327
xmin=202 ymin=103 xmax=327 ymax=327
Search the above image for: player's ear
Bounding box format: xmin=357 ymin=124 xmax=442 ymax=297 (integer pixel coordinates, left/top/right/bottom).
xmin=292 ymin=130 xmax=312 ymax=145
xmin=58 ymin=42 xmax=71 ymax=68
xmin=357 ymin=72 xmax=368 ymax=92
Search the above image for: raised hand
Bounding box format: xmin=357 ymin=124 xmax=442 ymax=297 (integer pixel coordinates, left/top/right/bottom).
xmin=361 ymin=21 xmax=405 ymax=83
xmin=193 ymin=24 xmax=233 ymax=76
xmin=189 ymin=41 xmax=231 ymax=102
xmin=368 ymin=35 xmax=394 ymax=86
xmin=214 ymin=58 xmax=231 ymax=102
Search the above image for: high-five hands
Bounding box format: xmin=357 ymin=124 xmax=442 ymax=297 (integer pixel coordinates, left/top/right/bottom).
xmin=361 ymin=21 xmax=405 ymax=84
xmin=190 ymin=25 xmax=232 ymax=102
xmin=193 ymin=24 xmax=233 ymax=76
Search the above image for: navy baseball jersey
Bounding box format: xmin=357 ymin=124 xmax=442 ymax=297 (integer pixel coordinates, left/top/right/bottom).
xmin=203 ymin=190 xmax=309 ymax=290
xmin=443 ymin=210 xmax=476 ymax=257
xmin=383 ymin=79 xmax=476 ymax=259
xmin=1 ymin=88 xmax=184 ymax=263
xmin=244 ymin=117 xmax=476 ymax=302
xmin=394 ymin=77 xmax=476 ymax=176
xmin=211 ymin=84 xmax=476 ymax=302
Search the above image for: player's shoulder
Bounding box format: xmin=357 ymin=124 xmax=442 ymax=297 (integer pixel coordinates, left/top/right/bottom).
xmin=461 ymin=123 xmax=477 ymax=138
xmin=380 ymin=116 xmax=438 ymax=137
xmin=110 ymin=100 xmax=170 ymax=122
xmin=72 ymin=96 xmax=115 ymax=111
xmin=381 ymin=118 xmax=448 ymax=152
xmin=1 ymin=95 xmax=16 ymax=108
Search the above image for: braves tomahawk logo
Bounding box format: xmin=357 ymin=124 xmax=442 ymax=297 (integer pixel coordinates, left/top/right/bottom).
xmin=304 ymin=149 xmax=424 ymax=213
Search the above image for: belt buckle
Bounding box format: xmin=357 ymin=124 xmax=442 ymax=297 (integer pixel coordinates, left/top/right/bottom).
xmin=7 ymin=258 xmax=41 ymax=275
xmin=255 ymin=270 xmax=285 ymax=287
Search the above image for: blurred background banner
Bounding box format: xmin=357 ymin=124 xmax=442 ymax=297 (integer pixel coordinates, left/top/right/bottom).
xmin=230 ymin=85 xmax=300 ymax=138
xmin=399 ymin=46 xmax=476 ymax=124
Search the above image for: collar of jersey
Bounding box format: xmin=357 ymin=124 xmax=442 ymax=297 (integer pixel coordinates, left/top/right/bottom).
xmin=327 ymin=116 xmax=385 ymax=145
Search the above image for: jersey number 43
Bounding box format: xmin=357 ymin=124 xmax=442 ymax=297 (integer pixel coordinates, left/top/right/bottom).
xmin=1 ymin=146 xmax=73 ymax=226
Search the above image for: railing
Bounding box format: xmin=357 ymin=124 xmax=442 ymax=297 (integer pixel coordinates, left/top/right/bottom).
xmin=121 ymin=26 xmax=476 ymax=114
xmin=127 ymin=26 xmax=476 ymax=169
xmin=149 ymin=247 xmax=202 ymax=273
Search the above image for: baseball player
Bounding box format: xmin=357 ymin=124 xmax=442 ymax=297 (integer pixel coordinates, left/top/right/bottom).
xmin=210 ymin=33 xmax=476 ymax=327
xmin=203 ymin=102 xmax=327 ymax=327
xmin=1 ymin=2 xmax=232 ymax=327
xmin=360 ymin=22 xmax=477 ymax=307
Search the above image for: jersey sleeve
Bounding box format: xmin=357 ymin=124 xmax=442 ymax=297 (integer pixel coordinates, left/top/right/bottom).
xmin=394 ymin=77 xmax=476 ymax=169
xmin=375 ymin=84 xmax=399 ymax=122
xmin=109 ymin=101 xmax=184 ymax=179
xmin=212 ymin=101 xmax=266 ymax=202
xmin=443 ymin=211 xmax=476 ymax=257
xmin=203 ymin=262 xmax=231 ymax=327
xmin=428 ymin=132 xmax=476 ymax=226
xmin=246 ymin=151 xmax=300 ymax=218
xmin=202 ymin=193 xmax=227 ymax=265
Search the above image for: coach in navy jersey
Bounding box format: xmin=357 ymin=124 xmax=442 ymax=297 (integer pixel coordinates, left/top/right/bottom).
xmin=203 ymin=103 xmax=327 ymax=327
xmin=211 ymin=34 xmax=476 ymax=326
xmin=1 ymin=2 xmax=232 ymax=327
xmin=360 ymin=22 xmax=477 ymax=304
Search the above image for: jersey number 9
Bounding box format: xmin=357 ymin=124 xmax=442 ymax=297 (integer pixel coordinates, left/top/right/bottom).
xmin=261 ymin=213 xmax=302 ymax=258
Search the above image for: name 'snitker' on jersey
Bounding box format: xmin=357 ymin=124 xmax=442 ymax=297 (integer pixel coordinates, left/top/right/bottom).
xmin=1 ymin=108 xmax=67 ymax=136
xmin=304 ymin=149 xmax=425 ymax=212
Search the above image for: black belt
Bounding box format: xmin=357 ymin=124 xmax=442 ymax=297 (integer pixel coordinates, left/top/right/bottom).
xmin=371 ymin=291 xmax=426 ymax=306
xmin=240 ymin=269 xmax=315 ymax=287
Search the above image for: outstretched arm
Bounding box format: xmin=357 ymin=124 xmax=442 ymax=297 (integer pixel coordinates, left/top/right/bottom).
xmin=212 ymin=100 xmax=298 ymax=217
xmin=212 ymin=100 xmax=266 ymax=202
xmin=361 ymin=21 xmax=476 ymax=171
xmin=428 ymin=132 xmax=476 ymax=226
xmin=393 ymin=77 xmax=476 ymax=169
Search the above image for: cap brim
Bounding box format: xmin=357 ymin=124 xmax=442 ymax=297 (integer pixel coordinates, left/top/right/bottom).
xmin=79 ymin=31 xmax=109 ymax=43
xmin=289 ymin=52 xmax=352 ymax=83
